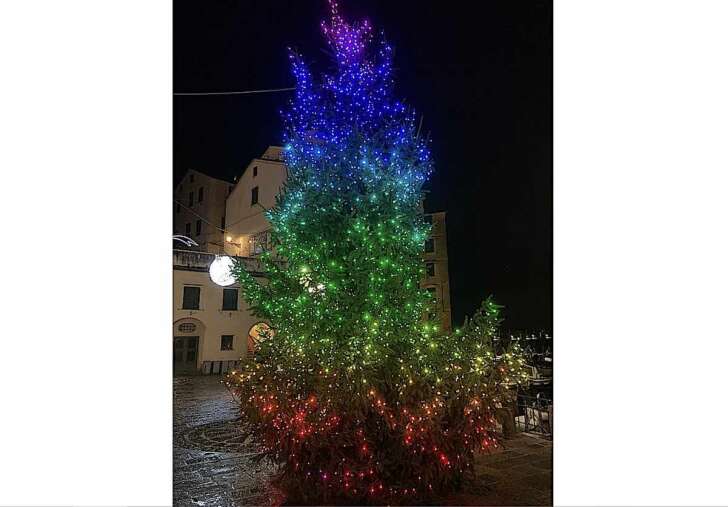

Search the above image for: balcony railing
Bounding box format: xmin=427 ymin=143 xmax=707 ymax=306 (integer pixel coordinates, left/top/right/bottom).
xmin=515 ymin=394 xmax=553 ymax=439
xmin=173 ymin=249 xmax=267 ymax=276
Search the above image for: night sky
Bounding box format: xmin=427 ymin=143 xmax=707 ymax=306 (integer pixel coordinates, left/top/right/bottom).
xmin=174 ymin=0 xmax=552 ymax=332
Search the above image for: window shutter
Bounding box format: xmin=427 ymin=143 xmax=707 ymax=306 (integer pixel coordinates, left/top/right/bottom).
xmin=222 ymin=288 xmax=238 ymax=310
xmin=183 ymin=287 xmax=200 ymax=310
xmin=425 ymin=238 xmax=435 ymax=253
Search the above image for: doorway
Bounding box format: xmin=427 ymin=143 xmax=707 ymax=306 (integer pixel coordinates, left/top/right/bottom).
xmin=173 ymin=336 xmax=199 ymax=375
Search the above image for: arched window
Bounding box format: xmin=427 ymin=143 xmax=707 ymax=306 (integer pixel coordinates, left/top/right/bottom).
xmin=248 ymin=322 xmax=273 ymax=353
xmin=178 ymin=322 xmax=196 ymax=333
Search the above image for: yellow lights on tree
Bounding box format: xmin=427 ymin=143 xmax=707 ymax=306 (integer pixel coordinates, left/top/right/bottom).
xmin=209 ymin=255 xmax=236 ymax=286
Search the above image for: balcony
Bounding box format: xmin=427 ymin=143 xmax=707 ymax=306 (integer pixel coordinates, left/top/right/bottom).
xmin=173 ymin=249 xmax=267 ymax=276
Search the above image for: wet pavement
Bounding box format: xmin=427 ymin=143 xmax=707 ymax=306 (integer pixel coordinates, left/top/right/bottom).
xmin=443 ymin=433 xmax=552 ymax=506
xmin=173 ymin=376 xmax=281 ymax=507
xmin=174 ymin=375 xmax=552 ymax=506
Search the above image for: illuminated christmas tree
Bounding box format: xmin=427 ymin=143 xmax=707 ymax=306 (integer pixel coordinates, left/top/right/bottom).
xmin=226 ymin=2 xmax=527 ymax=503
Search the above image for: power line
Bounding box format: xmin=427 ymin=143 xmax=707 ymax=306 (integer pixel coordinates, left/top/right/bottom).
xmin=224 ymin=205 xmax=268 ymax=228
xmin=173 ymin=87 xmax=296 ymax=96
xmin=174 ymin=199 xmax=269 ymax=233
xmin=175 ymin=199 xmax=226 ymax=232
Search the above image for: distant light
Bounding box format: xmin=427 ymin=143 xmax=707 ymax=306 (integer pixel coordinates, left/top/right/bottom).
xmin=209 ymin=255 xmax=235 ymax=286
xmin=226 ymin=235 xmax=233 ymax=242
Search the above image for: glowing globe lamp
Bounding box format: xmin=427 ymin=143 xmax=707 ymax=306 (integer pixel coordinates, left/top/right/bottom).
xmin=209 ymin=255 xmax=235 ymax=286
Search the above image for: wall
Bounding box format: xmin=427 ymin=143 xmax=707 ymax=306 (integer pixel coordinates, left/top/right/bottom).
xmin=224 ymin=148 xmax=287 ymax=256
xmin=174 ymin=169 xmax=232 ymax=253
xmin=423 ymin=211 xmax=452 ymax=332
xmin=173 ymin=251 xmax=266 ymax=370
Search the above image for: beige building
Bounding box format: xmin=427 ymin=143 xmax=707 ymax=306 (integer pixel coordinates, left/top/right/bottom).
xmin=173 ymin=146 xmax=452 ymax=374
xmin=223 ymin=146 xmax=287 ymax=257
xmin=173 ymin=250 xmax=271 ymax=375
xmin=173 ymin=169 xmax=234 ymax=253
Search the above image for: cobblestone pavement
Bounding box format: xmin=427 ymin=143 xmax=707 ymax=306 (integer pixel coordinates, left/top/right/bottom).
xmin=444 ymin=433 xmax=553 ymax=506
xmin=173 ymin=376 xmax=281 ymax=507
xmin=174 ymin=375 xmax=552 ymax=506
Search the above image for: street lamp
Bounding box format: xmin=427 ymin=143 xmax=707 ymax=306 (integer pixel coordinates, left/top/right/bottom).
xmin=209 ymin=255 xmax=236 ymax=286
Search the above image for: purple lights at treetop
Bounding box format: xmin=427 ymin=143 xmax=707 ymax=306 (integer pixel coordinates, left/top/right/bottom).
xmin=280 ymin=0 xmax=433 ymax=203
xmin=321 ymin=0 xmax=372 ymax=66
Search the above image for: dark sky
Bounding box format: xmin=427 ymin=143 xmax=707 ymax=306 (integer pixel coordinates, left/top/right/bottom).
xmin=174 ymin=0 xmax=552 ymax=332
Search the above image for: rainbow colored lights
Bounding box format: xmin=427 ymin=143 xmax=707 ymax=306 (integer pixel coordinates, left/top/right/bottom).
xmin=226 ymin=2 xmax=527 ymax=503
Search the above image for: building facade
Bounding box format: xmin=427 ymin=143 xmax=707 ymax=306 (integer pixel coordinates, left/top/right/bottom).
xmin=173 ymin=250 xmax=270 ymax=375
xmin=223 ymin=146 xmax=287 ymax=258
xmin=173 ymin=146 xmax=452 ymax=374
xmin=173 ymin=169 xmax=234 ymax=253
xmin=422 ymin=211 xmax=452 ymax=332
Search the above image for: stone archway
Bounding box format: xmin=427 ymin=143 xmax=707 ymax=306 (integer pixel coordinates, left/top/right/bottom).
xmin=247 ymin=322 xmax=273 ymax=354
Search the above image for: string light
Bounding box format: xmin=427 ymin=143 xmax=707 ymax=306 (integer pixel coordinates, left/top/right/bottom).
xmin=225 ymin=1 xmax=527 ymax=503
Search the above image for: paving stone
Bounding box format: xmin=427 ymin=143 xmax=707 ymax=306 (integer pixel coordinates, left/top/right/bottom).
xmin=521 ymin=471 xmax=552 ymax=491
xmin=530 ymin=458 xmax=553 ymax=471
xmin=174 ymin=376 xmax=278 ymax=506
xmin=483 ymin=454 xmax=541 ymax=470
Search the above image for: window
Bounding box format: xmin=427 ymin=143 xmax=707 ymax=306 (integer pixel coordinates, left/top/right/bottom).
xmin=176 ymin=202 xmax=180 ymax=213
xmin=253 ymin=166 xmax=258 ymax=177
xmin=425 ymin=238 xmax=435 ymax=253
xmin=426 ymin=286 xmax=437 ymax=298
xmin=188 ymin=191 xmax=193 ymax=207
xmin=424 ymin=214 xmax=433 ymax=224
xmin=251 ymin=186 xmax=259 ymax=206
xmin=221 ymin=335 xmax=234 ymax=351
xmin=222 ymin=288 xmax=238 ymax=310
xmin=182 ymin=286 xmax=200 ymax=310
xmin=426 ymin=262 xmax=435 ymax=277
xmin=185 ymin=223 xmax=191 ymax=235
xmin=198 ymin=187 xmax=204 ymax=203
xmin=195 ymin=219 xmax=202 ymax=236
xmin=190 ymin=173 xmax=194 ymax=183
